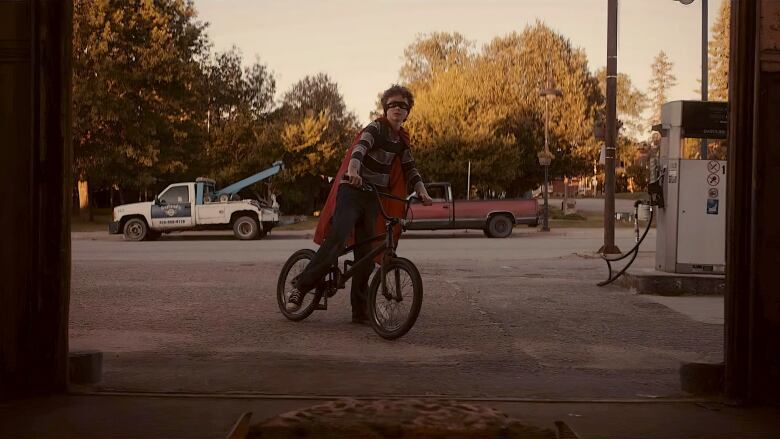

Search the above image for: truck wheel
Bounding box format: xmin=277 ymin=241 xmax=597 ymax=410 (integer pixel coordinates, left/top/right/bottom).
xmin=487 ymin=214 xmax=513 ymax=238
xmin=233 ymin=216 xmax=259 ymax=240
xmin=123 ymin=218 xmax=148 ymax=241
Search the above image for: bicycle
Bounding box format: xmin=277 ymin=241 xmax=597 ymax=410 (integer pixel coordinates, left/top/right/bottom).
xmin=276 ymin=184 xmax=423 ymax=340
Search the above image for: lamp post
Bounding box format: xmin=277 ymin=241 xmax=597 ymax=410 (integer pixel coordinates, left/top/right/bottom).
xmin=539 ymin=84 xmax=562 ymax=232
xmin=674 ymin=0 xmax=709 ymax=159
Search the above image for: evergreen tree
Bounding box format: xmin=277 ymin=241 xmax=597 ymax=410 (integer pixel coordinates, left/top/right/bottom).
xmin=647 ymin=51 xmax=677 ymax=127
xmin=708 ymin=0 xmax=730 ymax=101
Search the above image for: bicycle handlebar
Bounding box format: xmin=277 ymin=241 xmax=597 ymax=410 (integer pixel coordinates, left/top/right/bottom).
xmin=360 ymin=183 xmax=418 ymax=222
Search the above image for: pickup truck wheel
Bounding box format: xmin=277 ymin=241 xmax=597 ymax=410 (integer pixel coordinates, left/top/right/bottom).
xmin=233 ymin=216 xmax=259 ymax=240
xmin=123 ymin=218 xmax=148 ymax=241
xmin=487 ymin=214 xmax=513 ymax=238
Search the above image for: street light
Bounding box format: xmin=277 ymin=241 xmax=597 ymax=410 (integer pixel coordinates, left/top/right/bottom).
xmin=538 ymin=85 xmax=562 ymax=232
xmin=674 ymin=0 xmax=709 ymax=159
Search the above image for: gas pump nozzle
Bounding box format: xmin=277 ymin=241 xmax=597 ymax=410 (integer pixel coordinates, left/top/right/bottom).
xmin=647 ymin=168 xmax=665 ymax=208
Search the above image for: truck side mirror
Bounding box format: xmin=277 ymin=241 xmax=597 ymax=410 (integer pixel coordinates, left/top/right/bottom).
xmin=155 ymin=196 xmax=166 ymax=206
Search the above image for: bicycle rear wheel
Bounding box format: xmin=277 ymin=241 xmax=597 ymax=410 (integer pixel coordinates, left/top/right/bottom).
xmin=367 ymin=257 xmax=423 ymax=340
xmin=277 ymin=249 xmax=322 ymax=321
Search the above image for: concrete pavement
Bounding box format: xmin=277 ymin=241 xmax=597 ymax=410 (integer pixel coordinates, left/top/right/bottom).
xmin=65 ymin=227 xmax=721 ymax=399
xmin=0 ymin=227 xmax=750 ymax=439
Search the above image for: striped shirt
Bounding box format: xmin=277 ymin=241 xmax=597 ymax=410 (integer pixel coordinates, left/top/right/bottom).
xmin=349 ymin=121 xmax=423 ymax=190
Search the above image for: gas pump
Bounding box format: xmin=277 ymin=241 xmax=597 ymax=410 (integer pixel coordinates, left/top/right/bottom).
xmin=654 ymin=101 xmax=728 ymax=274
xmin=598 ymin=100 xmax=727 ymax=286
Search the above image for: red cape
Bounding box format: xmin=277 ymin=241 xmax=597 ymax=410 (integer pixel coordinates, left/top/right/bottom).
xmin=314 ymin=118 xmax=409 ymax=261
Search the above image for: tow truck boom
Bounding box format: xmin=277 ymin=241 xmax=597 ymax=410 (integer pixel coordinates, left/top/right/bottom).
xmin=214 ymin=160 xmax=284 ymax=199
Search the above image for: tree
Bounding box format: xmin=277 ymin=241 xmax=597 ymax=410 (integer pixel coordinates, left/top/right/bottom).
xmin=277 ymin=74 xmax=360 ymax=213
xmin=399 ymin=32 xmax=474 ymax=86
xmin=647 ymin=51 xmax=677 ymax=127
xmin=595 ymin=68 xmax=648 ymax=140
xmin=709 ymin=0 xmax=730 ymax=101
xmin=197 ymin=48 xmax=279 ymax=186
xmin=403 ymin=23 xmax=602 ymax=197
xmin=72 ymin=0 xmax=209 ymax=218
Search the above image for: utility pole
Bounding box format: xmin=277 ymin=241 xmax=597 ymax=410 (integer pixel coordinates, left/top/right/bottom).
xmin=600 ymin=0 xmax=621 ymax=254
xmin=700 ymin=0 xmax=708 ymax=159
xmin=675 ymin=0 xmax=710 ymax=159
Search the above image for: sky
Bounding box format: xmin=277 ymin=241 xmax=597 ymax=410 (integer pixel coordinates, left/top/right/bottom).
xmin=195 ymin=0 xmax=724 ymax=125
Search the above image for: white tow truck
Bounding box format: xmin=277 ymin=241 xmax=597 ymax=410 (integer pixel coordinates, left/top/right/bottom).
xmin=109 ymin=161 xmax=283 ymax=241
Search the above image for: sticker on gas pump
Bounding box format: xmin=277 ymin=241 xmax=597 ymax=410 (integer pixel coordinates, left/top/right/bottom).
xmin=708 ymin=188 xmax=719 ymax=198
xmin=707 ymin=199 xmax=719 ymax=214
xmin=707 ymin=160 xmax=721 ymax=173
xmin=707 ymin=174 xmax=720 ymax=186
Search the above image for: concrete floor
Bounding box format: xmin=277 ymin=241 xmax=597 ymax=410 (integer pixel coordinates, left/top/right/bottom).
xmin=2 ymin=394 xmax=778 ymax=439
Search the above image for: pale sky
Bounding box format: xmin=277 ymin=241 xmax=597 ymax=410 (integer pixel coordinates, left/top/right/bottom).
xmin=196 ymin=0 xmax=723 ymax=125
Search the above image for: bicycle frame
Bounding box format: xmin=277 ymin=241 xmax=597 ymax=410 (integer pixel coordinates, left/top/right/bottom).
xmin=326 ymin=184 xmax=414 ymax=301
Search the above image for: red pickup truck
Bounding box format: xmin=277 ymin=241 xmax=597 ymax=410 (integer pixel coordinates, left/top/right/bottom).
xmin=406 ymin=182 xmax=539 ymax=238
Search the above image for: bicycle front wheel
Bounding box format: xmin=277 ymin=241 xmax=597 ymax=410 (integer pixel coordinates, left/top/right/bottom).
xmin=367 ymin=257 xmax=423 ymax=340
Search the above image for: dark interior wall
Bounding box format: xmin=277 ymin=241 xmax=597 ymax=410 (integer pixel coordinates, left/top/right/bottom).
xmin=725 ymin=0 xmax=780 ymax=402
xmin=725 ymin=0 xmax=756 ymax=402
xmin=0 ymin=0 xmax=72 ymax=397
xmin=753 ymin=71 xmax=780 ymax=400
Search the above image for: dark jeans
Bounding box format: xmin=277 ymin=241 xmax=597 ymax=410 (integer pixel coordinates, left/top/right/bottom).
xmin=295 ymin=184 xmax=380 ymax=315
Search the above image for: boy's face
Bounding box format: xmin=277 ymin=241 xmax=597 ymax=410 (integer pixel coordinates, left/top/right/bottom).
xmin=385 ymin=94 xmax=410 ymax=124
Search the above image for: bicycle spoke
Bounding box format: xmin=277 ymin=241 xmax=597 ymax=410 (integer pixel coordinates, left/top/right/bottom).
xmin=374 ymin=266 xmax=415 ymax=331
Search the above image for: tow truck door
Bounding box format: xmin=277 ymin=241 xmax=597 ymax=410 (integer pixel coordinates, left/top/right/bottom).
xmin=151 ymin=184 xmax=194 ymax=229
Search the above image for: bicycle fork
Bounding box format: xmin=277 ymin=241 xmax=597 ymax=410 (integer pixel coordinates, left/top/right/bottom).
xmin=380 ymin=252 xmax=404 ymax=302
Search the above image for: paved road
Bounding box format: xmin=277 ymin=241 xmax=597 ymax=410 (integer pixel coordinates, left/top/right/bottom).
xmin=70 ymin=228 xmax=722 ymax=399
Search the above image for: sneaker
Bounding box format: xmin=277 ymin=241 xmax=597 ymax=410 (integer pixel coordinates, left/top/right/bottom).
xmin=286 ymin=289 xmax=304 ymax=312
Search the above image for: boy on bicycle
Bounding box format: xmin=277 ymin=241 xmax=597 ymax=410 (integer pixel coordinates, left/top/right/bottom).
xmin=286 ymin=85 xmax=433 ymax=323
